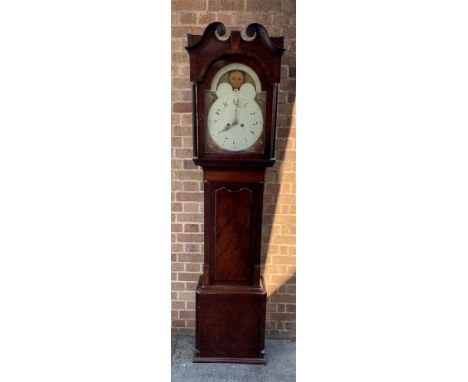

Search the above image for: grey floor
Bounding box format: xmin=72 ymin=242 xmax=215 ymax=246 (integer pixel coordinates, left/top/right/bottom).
xmin=171 ymin=335 xmax=296 ymax=382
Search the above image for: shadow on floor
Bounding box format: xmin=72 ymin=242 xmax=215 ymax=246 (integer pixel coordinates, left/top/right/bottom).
xmin=171 ymin=335 xmax=296 ymax=382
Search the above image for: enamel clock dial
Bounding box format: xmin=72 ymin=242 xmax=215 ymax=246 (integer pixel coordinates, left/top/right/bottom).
xmin=205 ymin=63 xmax=266 ymax=154
xmin=207 ymin=83 xmax=263 ymax=152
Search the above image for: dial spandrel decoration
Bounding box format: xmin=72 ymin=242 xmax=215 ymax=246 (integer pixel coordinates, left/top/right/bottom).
xmin=205 ymin=63 xmax=266 ymax=154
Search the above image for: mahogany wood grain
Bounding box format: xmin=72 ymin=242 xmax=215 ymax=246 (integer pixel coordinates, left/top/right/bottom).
xmin=203 ymin=167 xmax=265 ymax=182
xmin=194 ymin=276 xmax=267 ymax=362
xmin=214 ymin=186 xmax=252 ymax=283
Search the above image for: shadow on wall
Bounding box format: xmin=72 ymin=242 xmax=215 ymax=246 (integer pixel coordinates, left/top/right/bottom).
xmin=261 ymin=94 xmax=296 ymax=338
xmin=266 ymin=273 xmax=296 ymax=337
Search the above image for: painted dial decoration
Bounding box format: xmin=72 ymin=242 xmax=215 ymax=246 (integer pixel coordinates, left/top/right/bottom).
xmin=207 ymin=82 xmax=263 ymax=152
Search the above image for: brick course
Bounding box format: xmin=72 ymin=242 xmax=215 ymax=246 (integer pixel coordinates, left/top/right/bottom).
xmin=171 ymin=0 xmax=296 ymax=339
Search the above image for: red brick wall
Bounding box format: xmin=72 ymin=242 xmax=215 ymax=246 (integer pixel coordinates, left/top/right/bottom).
xmin=171 ymin=0 xmax=296 ymax=338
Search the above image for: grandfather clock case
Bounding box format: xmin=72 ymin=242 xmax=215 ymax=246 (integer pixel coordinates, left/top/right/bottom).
xmin=186 ymin=22 xmax=285 ymax=364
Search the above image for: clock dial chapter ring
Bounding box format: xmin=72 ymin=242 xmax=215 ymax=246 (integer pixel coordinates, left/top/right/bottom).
xmin=207 ymin=87 xmax=263 ymax=152
xmin=208 ymin=96 xmax=262 ymax=152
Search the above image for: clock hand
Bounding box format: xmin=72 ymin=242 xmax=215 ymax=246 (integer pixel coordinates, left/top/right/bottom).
xmin=230 ymin=107 xmax=236 ymax=126
xmin=218 ymin=124 xmax=230 ymax=134
xmin=218 ymin=120 xmax=235 ymax=134
xmin=218 ymin=106 xmax=238 ymax=134
xmin=233 ymin=96 xmax=239 ymax=125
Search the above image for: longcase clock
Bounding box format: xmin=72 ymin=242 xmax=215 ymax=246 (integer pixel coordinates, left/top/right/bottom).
xmin=185 ymin=22 xmax=285 ymax=364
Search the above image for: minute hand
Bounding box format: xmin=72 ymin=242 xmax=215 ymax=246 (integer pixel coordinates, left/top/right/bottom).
xmin=233 ymin=97 xmax=240 ymax=125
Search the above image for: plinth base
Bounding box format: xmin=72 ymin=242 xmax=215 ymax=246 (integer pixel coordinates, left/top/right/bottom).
xmin=194 ymin=276 xmax=267 ymax=364
xmin=193 ymin=356 xmax=267 ymax=365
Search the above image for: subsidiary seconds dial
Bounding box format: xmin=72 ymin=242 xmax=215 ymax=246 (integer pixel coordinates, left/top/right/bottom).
xmin=207 ymin=83 xmax=263 ymax=152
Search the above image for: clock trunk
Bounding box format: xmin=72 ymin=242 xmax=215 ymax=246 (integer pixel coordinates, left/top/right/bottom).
xmin=203 ymin=168 xmax=265 ymax=287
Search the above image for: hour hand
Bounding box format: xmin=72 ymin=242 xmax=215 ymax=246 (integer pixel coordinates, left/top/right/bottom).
xmin=218 ymin=111 xmax=236 ymax=134
xmin=218 ymin=122 xmax=233 ymax=134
